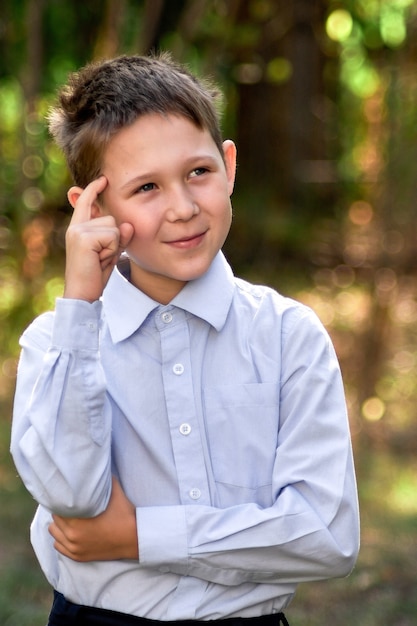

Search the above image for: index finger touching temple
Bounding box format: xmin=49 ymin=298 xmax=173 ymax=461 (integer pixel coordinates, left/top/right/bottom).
xmin=67 ymin=176 xmax=108 ymax=223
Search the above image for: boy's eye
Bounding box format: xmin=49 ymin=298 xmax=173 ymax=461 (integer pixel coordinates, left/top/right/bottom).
xmin=138 ymin=182 xmax=156 ymax=193
xmin=189 ymin=167 xmax=208 ymax=178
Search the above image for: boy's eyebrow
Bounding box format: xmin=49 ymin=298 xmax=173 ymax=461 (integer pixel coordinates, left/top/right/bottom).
xmin=119 ymin=154 xmax=221 ymax=191
xmin=120 ymin=173 xmax=157 ymax=191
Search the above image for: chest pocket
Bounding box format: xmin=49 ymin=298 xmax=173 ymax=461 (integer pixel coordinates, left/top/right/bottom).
xmin=203 ymin=383 xmax=279 ymax=504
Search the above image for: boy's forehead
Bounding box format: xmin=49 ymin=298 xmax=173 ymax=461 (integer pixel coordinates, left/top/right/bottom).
xmin=105 ymin=112 xmax=219 ymax=158
xmin=101 ymin=112 xmax=223 ymax=178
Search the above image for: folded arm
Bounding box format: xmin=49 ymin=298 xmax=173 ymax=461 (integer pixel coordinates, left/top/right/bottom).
xmin=10 ymin=301 xmax=113 ymax=516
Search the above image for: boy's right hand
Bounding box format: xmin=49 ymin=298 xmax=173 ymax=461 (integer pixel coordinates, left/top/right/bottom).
xmin=64 ymin=176 xmax=134 ymax=302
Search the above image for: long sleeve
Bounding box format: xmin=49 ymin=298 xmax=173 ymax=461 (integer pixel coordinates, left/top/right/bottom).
xmin=11 ymin=298 xmax=113 ymax=517
xmin=136 ymin=305 xmax=359 ymax=586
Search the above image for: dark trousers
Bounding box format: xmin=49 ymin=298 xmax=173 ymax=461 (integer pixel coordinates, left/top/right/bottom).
xmin=48 ymin=591 xmax=290 ymax=626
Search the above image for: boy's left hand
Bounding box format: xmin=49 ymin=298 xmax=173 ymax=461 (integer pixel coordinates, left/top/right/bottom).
xmin=48 ymin=477 xmax=139 ymax=562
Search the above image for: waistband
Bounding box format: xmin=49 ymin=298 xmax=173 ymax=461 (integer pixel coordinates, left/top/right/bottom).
xmin=49 ymin=591 xmax=290 ymax=626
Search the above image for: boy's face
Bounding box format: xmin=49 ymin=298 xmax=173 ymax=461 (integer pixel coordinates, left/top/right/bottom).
xmin=98 ymin=113 xmax=236 ymax=304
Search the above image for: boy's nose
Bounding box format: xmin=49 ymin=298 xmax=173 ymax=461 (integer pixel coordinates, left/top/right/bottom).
xmin=166 ymin=186 xmax=199 ymax=221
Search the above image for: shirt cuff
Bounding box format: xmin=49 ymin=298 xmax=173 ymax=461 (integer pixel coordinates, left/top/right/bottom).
xmin=136 ymin=505 xmax=189 ymax=574
xmin=52 ymin=298 xmax=102 ymax=351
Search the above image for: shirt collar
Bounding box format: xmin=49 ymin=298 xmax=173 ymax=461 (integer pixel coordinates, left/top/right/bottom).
xmin=171 ymin=252 xmax=235 ymax=331
xmin=102 ymin=252 xmax=235 ymax=343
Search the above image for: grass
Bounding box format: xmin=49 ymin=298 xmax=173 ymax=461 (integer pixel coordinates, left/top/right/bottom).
xmin=1 ymin=408 xmax=417 ymax=625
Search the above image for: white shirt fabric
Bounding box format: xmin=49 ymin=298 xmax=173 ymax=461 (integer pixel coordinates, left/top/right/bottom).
xmin=11 ymin=252 xmax=359 ymax=620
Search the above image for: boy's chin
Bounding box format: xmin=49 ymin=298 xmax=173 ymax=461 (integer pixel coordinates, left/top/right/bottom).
xmin=127 ymin=257 xmax=212 ymax=295
xmin=175 ymin=263 xmax=213 ymax=283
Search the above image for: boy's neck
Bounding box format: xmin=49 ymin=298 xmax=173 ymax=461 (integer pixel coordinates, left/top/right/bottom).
xmin=127 ymin=258 xmax=187 ymax=305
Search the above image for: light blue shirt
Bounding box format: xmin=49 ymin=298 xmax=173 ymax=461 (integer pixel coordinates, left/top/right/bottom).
xmin=11 ymin=252 xmax=359 ymax=620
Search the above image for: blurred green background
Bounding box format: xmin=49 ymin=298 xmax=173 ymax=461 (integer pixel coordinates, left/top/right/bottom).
xmin=1 ymin=1 xmax=417 ymax=624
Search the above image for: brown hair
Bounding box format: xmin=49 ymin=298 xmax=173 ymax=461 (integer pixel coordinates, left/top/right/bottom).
xmin=48 ymin=52 xmax=224 ymax=187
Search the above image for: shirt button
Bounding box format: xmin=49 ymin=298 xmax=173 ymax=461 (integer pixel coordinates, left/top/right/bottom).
xmin=173 ymin=363 xmax=184 ymax=375
xmin=189 ymin=488 xmax=201 ymax=500
xmin=179 ymin=423 xmax=191 ymax=436
xmin=161 ymin=312 xmax=173 ymax=324
xmin=87 ymin=320 xmax=96 ymax=332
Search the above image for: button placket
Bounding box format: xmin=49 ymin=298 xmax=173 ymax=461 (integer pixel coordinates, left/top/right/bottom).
xmin=160 ymin=314 xmax=210 ymax=505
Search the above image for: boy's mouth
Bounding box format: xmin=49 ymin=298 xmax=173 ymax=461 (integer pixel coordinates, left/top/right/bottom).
xmin=166 ymin=231 xmax=207 ymax=249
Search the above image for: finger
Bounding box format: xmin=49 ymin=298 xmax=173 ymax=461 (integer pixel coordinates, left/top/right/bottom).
xmin=49 ymin=514 xmax=73 ymax=536
xmin=96 ymin=223 xmax=134 ymax=271
xmin=49 ymin=526 xmax=82 ymax=560
xmin=48 ymin=519 xmax=66 ymax=545
xmin=67 ymin=176 xmax=108 ymax=224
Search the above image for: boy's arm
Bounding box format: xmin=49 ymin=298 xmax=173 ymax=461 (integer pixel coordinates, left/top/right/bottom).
xmin=10 ymin=178 xmax=133 ymax=516
xmin=10 ymin=297 xmax=113 ymax=516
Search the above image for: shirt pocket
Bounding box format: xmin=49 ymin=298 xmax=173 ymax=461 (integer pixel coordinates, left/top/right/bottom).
xmin=203 ymin=383 xmax=279 ymax=495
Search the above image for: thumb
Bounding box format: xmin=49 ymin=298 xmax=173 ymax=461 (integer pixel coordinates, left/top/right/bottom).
xmin=110 ymin=476 xmax=133 ymax=509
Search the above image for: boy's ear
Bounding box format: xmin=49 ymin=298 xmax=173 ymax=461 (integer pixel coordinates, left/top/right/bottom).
xmin=222 ymin=140 xmax=237 ymax=196
xmin=67 ymin=186 xmax=103 ymax=219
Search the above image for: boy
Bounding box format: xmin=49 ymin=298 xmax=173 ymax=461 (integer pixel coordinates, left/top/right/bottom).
xmin=11 ymin=53 xmax=359 ymax=626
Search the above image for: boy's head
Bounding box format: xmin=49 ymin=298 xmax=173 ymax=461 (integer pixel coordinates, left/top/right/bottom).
xmin=48 ymin=53 xmax=224 ymax=187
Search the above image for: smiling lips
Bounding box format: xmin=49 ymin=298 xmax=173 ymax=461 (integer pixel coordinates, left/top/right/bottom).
xmin=166 ymin=231 xmax=207 ymax=248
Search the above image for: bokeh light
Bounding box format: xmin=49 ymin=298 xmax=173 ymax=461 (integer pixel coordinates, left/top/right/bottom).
xmin=362 ymin=396 xmax=386 ymax=421
xmin=326 ymin=9 xmax=353 ymax=42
